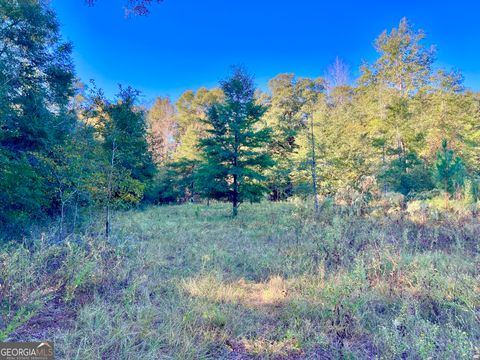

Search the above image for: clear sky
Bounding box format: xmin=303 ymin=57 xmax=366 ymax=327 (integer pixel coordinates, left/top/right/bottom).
xmin=51 ymin=0 xmax=480 ymax=103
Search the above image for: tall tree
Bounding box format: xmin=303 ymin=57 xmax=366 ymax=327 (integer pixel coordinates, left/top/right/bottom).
xmin=326 ymin=57 xmax=350 ymax=92
xmin=84 ymin=85 xmax=155 ymax=238
xmin=154 ymin=87 xmax=224 ymax=203
xmin=199 ymin=68 xmax=273 ymax=216
xmin=0 ymin=0 xmax=76 ymax=233
xmin=262 ymin=74 xmax=304 ymax=201
xmin=105 ymin=86 xmax=156 ymax=184
xmin=359 ymin=18 xmax=436 ymax=167
xmin=147 ymin=96 xmax=176 ymax=165
xmin=325 ymin=57 xmax=352 ymax=106
xmin=365 ymin=17 xmax=436 ymax=95
xmin=295 ymin=78 xmax=326 ymax=212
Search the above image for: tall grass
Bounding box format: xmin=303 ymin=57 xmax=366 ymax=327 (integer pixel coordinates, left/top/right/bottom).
xmin=1 ymin=201 xmax=479 ymax=359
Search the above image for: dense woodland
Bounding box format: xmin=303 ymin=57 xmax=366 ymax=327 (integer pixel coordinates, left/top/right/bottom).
xmin=2 ymin=1 xmax=479 ymax=238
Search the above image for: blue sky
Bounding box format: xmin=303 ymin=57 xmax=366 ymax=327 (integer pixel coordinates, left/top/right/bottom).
xmin=51 ymin=0 xmax=480 ymax=103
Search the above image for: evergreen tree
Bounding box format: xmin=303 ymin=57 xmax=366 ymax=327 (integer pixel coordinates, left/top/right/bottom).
xmin=380 ymin=151 xmax=434 ymax=196
xmin=151 ymin=88 xmax=225 ymax=203
xmin=435 ymin=139 xmax=465 ymax=208
xmin=198 ymin=69 xmax=273 ymax=216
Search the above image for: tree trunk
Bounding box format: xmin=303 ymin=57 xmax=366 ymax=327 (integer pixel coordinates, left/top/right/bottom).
xmin=273 ymin=189 xmax=279 ymax=202
xmin=72 ymin=195 xmax=78 ymax=234
xmin=233 ymin=174 xmax=238 ymax=217
xmin=232 ymin=128 xmax=239 ymax=217
xmin=106 ymin=139 xmax=116 ymax=240
xmin=105 ymin=205 xmax=110 ymax=239
xmin=382 ymin=143 xmax=388 ymax=194
xmin=59 ymin=198 xmax=65 ymax=241
xmin=444 ymin=179 xmax=449 ymax=209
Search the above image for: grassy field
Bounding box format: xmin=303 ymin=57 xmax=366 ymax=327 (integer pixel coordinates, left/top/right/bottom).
xmin=1 ymin=201 xmax=479 ymax=359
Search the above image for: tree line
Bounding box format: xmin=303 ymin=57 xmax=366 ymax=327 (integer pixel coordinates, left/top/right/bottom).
xmin=149 ymin=19 xmax=479 ymax=213
xmin=1 ymin=1 xmax=479 ymax=239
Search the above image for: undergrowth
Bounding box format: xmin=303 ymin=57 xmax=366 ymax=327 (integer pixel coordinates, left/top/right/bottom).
xmin=0 ymin=201 xmax=479 ymax=359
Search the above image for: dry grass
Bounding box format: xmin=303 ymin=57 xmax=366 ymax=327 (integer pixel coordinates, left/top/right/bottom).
xmin=1 ymin=201 xmax=479 ymax=359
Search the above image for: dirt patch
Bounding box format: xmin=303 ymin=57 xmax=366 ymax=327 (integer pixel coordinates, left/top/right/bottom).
xmin=7 ymin=295 xmax=76 ymax=341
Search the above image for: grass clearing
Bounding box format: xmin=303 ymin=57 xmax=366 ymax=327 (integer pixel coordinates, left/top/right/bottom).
xmin=1 ymin=201 xmax=479 ymax=359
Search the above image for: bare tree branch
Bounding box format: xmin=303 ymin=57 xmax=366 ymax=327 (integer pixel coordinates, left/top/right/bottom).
xmin=84 ymin=0 xmax=163 ymax=16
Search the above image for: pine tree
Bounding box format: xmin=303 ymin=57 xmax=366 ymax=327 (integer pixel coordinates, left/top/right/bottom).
xmin=198 ymin=68 xmax=273 ymax=216
xmin=435 ymin=139 xmax=465 ymax=208
xmin=380 ymin=150 xmax=434 ymax=196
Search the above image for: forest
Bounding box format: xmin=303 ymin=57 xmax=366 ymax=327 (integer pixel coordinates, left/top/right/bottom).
xmin=0 ymin=1 xmax=479 ymax=359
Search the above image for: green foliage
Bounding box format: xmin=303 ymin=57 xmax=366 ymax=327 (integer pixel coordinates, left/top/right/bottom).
xmin=262 ymin=74 xmax=325 ymax=200
xmin=0 ymin=0 xmax=76 ymax=234
xmin=175 ymin=87 xmax=223 ymax=141
xmin=80 ymin=84 xmax=155 ymax=239
xmin=465 ymin=177 xmax=480 ymax=204
xmin=2 ymin=7 xmax=480 ymax=359
xmin=100 ymin=86 xmax=156 ymax=184
xmin=198 ymin=68 xmax=274 ymax=215
xmin=144 ymin=18 xmax=480 ymax=209
xmin=380 ymin=151 xmax=434 ymax=196
xmin=2 ymin=3 xmax=480 ymax=238
xmin=361 ymin=17 xmax=435 ymax=94
xmin=434 ymin=139 xmax=465 ymax=195
xmin=0 ymin=2 xmax=161 ymax=239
